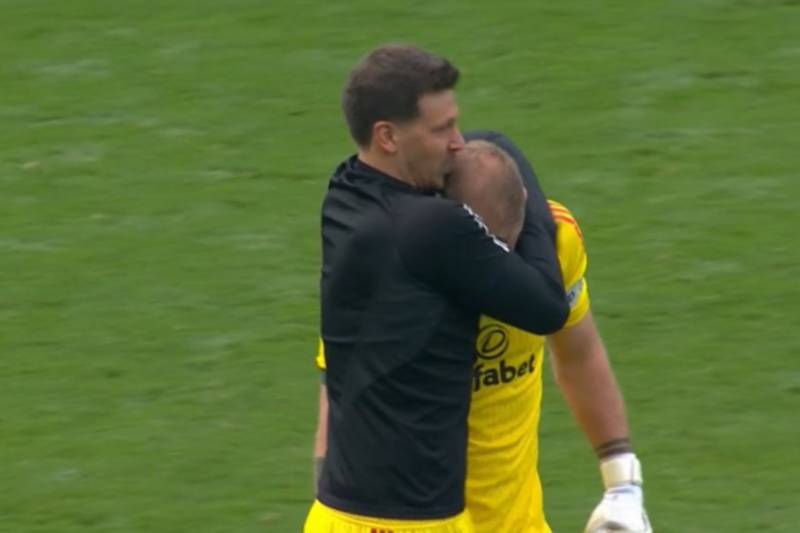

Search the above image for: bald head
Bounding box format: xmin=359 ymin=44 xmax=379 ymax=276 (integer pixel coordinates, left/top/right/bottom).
xmin=446 ymin=140 xmax=527 ymax=247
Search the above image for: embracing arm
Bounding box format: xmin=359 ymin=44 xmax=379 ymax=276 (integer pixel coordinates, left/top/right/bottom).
xmin=398 ymin=200 xmax=569 ymax=335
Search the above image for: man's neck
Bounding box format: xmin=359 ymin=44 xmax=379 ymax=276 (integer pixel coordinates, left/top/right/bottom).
xmin=357 ymin=150 xmax=415 ymax=188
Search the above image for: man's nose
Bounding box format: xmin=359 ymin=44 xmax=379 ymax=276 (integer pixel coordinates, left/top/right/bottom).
xmin=450 ymin=128 xmax=465 ymax=151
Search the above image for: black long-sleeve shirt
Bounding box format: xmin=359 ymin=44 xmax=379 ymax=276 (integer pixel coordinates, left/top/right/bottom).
xmin=317 ymin=155 xmax=568 ymax=519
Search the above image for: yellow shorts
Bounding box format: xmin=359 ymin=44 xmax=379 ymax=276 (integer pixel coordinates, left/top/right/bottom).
xmin=303 ymin=500 xmax=475 ymax=533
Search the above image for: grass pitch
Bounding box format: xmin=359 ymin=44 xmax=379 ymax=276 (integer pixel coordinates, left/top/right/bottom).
xmin=2 ymin=1 xmax=798 ymax=531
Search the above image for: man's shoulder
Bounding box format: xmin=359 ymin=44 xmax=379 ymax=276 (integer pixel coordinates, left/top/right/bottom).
xmin=397 ymin=194 xmax=461 ymax=218
xmin=548 ymin=200 xmax=588 ymax=288
xmin=548 ymin=200 xmax=584 ymax=241
xmin=396 ymin=196 xmax=492 ymax=244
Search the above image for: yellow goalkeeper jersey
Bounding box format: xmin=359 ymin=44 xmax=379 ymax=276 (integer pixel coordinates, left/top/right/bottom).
xmin=465 ymin=200 xmax=590 ymax=533
xmin=316 ymin=200 xmax=590 ymax=533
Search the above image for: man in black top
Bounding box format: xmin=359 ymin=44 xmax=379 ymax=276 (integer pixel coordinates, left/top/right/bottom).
xmin=304 ymin=44 xmax=569 ymax=532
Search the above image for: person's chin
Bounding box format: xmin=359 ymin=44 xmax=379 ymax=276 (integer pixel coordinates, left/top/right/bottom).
xmin=422 ymin=181 xmax=444 ymax=193
xmin=443 ymin=158 xmax=455 ymax=174
xmin=440 ymin=165 xmax=454 ymax=184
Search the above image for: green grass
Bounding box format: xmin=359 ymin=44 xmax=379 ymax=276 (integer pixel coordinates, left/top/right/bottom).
xmin=1 ymin=1 xmax=798 ymax=531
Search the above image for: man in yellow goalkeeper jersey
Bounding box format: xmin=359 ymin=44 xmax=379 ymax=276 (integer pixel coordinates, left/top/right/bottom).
xmin=312 ymin=135 xmax=652 ymax=533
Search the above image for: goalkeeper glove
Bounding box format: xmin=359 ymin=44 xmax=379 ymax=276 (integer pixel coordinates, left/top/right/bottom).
xmin=584 ymin=453 xmax=652 ymax=533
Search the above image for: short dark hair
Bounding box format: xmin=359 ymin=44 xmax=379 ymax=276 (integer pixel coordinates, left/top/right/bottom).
xmin=342 ymin=44 xmax=460 ymax=147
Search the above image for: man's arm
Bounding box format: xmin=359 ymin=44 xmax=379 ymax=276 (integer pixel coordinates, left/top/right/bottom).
xmin=548 ymin=311 xmax=651 ymax=533
xmin=548 ymin=311 xmax=630 ymax=453
xmin=313 ymin=382 xmax=328 ymax=491
xmin=397 ymin=199 xmax=569 ymax=335
xmin=463 ymin=130 xmax=563 ymax=293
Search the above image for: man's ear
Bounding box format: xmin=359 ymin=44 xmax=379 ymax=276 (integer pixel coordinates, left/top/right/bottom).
xmin=372 ymin=121 xmax=399 ymax=155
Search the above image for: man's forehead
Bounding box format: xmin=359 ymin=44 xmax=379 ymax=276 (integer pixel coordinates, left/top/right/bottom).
xmin=417 ymin=90 xmax=458 ymax=120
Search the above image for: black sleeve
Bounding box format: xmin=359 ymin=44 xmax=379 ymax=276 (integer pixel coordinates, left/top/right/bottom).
xmin=463 ymin=129 xmax=563 ymax=292
xmin=397 ymin=200 xmax=569 ymax=335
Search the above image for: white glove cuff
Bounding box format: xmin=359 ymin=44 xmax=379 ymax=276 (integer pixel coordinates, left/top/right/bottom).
xmin=599 ymin=452 xmax=643 ymax=489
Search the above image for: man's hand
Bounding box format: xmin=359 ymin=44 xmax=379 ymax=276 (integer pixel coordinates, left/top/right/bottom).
xmin=584 ymin=453 xmax=652 ymax=533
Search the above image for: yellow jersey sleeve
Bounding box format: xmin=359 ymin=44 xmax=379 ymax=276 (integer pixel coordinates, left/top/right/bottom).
xmin=548 ymin=200 xmax=591 ymax=328
xmin=316 ymin=338 xmax=327 ymax=371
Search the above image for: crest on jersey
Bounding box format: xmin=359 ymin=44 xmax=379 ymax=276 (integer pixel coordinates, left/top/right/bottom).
xmin=476 ymin=323 xmax=510 ymax=360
